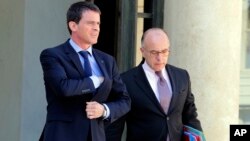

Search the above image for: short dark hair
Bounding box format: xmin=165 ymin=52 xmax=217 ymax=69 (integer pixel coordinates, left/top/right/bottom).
xmin=66 ymin=1 xmax=101 ymax=34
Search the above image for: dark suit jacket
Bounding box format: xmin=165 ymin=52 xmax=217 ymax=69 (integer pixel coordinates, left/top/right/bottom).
xmin=39 ymin=40 xmax=130 ymax=141
xmin=120 ymin=63 xmax=202 ymax=141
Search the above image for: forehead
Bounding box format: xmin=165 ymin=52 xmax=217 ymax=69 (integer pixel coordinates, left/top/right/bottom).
xmin=144 ymin=32 xmax=169 ymax=50
xmin=81 ymin=10 xmax=100 ymax=20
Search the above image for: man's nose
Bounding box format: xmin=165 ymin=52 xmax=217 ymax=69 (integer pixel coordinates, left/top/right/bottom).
xmin=156 ymin=54 xmax=162 ymax=60
xmin=93 ymin=24 xmax=100 ymax=31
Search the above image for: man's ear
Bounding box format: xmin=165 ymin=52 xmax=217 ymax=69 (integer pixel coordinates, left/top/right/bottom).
xmin=68 ymin=21 xmax=77 ymax=32
xmin=140 ymin=47 xmax=147 ymax=59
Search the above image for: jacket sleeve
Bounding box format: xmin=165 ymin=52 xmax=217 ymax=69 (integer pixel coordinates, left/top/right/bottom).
xmin=104 ymin=57 xmax=131 ymax=123
xmin=40 ymin=48 xmax=95 ymax=97
xmin=182 ymin=70 xmax=202 ymax=131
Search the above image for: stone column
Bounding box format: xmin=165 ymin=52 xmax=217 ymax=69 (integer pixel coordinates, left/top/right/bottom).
xmin=21 ymin=0 xmax=79 ymax=141
xmin=0 ymin=0 xmax=25 ymax=140
xmin=164 ymin=0 xmax=241 ymax=140
xmin=0 ymin=0 xmax=79 ymax=141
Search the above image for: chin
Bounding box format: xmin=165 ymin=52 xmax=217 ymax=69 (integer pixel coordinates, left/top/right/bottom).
xmin=154 ymin=68 xmax=162 ymax=72
xmin=154 ymin=66 xmax=164 ymax=71
xmin=91 ymin=40 xmax=98 ymax=45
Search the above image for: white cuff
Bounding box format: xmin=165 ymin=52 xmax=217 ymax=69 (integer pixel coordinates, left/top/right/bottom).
xmin=102 ymin=104 xmax=110 ymax=119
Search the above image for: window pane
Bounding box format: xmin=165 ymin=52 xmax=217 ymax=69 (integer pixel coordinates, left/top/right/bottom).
xmin=247 ymin=33 xmax=250 ymax=68
xmin=247 ymin=0 xmax=250 ymax=68
xmin=243 ymin=0 xmax=250 ymax=68
xmin=248 ymin=0 xmax=250 ymax=29
xmin=136 ymin=0 xmax=144 ymax=65
xmin=240 ymin=0 xmax=250 ymax=125
xmin=137 ymin=0 xmax=144 ymax=13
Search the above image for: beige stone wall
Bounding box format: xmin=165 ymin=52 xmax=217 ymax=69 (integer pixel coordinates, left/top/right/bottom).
xmin=163 ymin=0 xmax=242 ymax=140
xmin=0 ymin=0 xmax=25 ymax=140
xmin=0 ymin=0 xmax=79 ymax=141
xmin=135 ymin=0 xmax=144 ymax=65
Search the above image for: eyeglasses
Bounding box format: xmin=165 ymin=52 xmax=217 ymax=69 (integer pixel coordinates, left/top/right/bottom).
xmin=144 ymin=48 xmax=170 ymax=57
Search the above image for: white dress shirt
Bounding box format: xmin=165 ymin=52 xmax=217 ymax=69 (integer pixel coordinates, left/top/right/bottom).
xmin=69 ymin=39 xmax=110 ymax=119
xmin=142 ymin=62 xmax=172 ymax=102
xmin=69 ymin=39 xmax=104 ymax=88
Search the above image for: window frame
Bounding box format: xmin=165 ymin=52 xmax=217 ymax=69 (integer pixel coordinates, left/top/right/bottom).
xmin=117 ymin=0 xmax=164 ymax=72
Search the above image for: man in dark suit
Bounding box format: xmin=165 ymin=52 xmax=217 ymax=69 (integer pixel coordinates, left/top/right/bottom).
xmin=39 ymin=2 xmax=130 ymax=141
xmin=120 ymin=28 xmax=203 ymax=141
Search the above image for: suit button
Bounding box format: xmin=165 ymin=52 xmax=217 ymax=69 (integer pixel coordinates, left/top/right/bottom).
xmin=166 ymin=117 xmax=170 ymax=120
xmin=82 ymin=89 xmax=90 ymax=93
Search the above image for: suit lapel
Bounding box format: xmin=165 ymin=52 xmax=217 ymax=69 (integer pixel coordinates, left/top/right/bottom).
xmin=134 ymin=65 xmax=166 ymax=114
xmin=91 ymin=50 xmax=110 ymax=101
xmin=166 ymin=65 xmax=178 ymax=114
xmin=92 ymin=49 xmax=108 ymax=77
xmin=64 ymin=40 xmax=85 ymax=77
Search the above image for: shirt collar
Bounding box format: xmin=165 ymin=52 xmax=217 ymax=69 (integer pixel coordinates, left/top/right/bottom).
xmin=142 ymin=61 xmax=167 ymax=77
xmin=69 ymin=38 xmax=93 ymax=56
xmin=142 ymin=61 xmax=155 ymax=74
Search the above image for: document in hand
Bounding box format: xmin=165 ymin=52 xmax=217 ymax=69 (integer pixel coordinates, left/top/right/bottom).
xmin=183 ymin=125 xmax=206 ymax=141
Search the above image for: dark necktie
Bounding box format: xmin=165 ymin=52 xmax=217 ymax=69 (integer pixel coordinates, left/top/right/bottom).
xmin=155 ymin=71 xmax=172 ymax=114
xmin=79 ymin=51 xmax=92 ymax=77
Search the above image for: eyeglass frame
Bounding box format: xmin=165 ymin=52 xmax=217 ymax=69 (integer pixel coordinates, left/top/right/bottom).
xmin=143 ymin=48 xmax=170 ymax=57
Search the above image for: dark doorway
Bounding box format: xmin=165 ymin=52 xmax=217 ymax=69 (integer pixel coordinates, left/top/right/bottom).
xmin=92 ymin=0 xmax=164 ymax=72
xmin=93 ymin=0 xmax=118 ymax=59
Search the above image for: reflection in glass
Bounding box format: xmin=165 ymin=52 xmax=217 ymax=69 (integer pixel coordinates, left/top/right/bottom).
xmin=247 ymin=32 xmax=250 ymax=68
xmin=248 ymin=0 xmax=250 ymax=28
xmin=245 ymin=0 xmax=250 ymax=68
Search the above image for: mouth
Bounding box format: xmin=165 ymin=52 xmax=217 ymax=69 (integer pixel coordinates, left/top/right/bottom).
xmin=155 ymin=63 xmax=163 ymax=66
xmin=91 ymin=34 xmax=99 ymax=37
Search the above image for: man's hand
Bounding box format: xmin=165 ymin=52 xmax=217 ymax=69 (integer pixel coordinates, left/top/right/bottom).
xmin=85 ymin=101 xmax=105 ymax=119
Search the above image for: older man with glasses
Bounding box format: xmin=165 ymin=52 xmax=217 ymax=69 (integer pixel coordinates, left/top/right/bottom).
xmin=106 ymin=28 xmax=204 ymax=141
